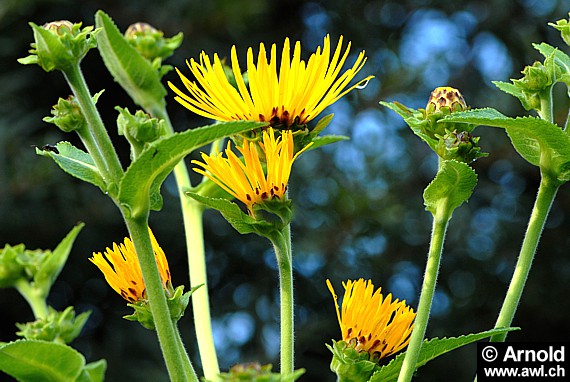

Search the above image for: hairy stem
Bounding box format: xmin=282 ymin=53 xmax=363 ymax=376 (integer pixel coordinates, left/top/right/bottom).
xmin=397 ymin=200 xmax=451 ymax=382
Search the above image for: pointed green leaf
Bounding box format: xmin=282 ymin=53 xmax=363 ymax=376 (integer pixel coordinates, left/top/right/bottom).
xmin=533 ymin=42 xmax=570 ymax=72
xmin=76 ymin=360 xmax=107 ymax=382
xmin=444 ymin=108 xmax=570 ymax=181
xmin=380 ymin=101 xmax=437 ymax=150
xmin=118 ymin=121 xmax=264 ymax=217
xmin=0 ymin=340 xmax=85 ymax=382
xmin=307 ymin=135 xmax=350 ymax=151
xmin=492 ymin=81 xmax=526 ymax=100
xmin=424 ymin=160 xmax=477 ymax=216
xmin=186 ymin=192 xmax=274 ymax=236
xmin=310 ymin=113 xmax=334 ymax=137
xmin=36 ymin=142 xmax=106 ymax=191
xmin=95 ymin=10 xmax=166 ymax=112
xmin=34 ymin=223 xmax=84 ymax=293
xmin=369 ymin=327 xmax=518 ymax=382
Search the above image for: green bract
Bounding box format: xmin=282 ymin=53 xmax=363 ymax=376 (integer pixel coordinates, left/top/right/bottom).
xmin=18 ymin=21 xmax=99 ymax=72
xmin=116 ymin=106 xmax=167 ymax=159
xmin=16 ymin=306 xmax=91 ymax=344
xmin=549 ymin=12 xmax=570 ymax=46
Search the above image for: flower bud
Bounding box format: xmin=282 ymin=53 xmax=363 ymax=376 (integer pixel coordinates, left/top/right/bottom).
xmin=116 ymin=107 xmax=167 ymax=159
xmin=0 ymin=244 xmax=26 ymax=288
xmin=124 ymin=22 xmax=183 ymax=63
xmin=426 ymin=86 xmax=467 ymax=114
xmin=435 ymin=130 xmax=488 ymax=164
xmin=43 ymin=94 xmax=91 ymax=132
xmin=549 ymin=13 xmax=570 ymax=46
xmin=16 ymin=306 xmax=91 ymax=344
xmin=423 ymin=87 xmax=472 ymax=139
xmin=328 ymin=340 xmax=378 ymax=382
xmin=123 ymin=284 xmax=192 ymax=330
xmin=214 ymin=362 xmax=304 ymax=382
xmin=18 ymin=21 xmax=99 ymax=72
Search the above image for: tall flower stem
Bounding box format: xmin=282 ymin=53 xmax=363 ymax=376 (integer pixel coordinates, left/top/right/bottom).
xmin=269 ymin=225 xmax=295 ymax=375
xmin=125 ymin=215 xmax=198 ymax=382
xmin=489 ymin=176 xmax=559 ymax=342
xmin=152 ymin=107 xmax=220 ymax=379
xmin=397 ymin=200 xmax=452 ymax=382
xmin=62 ymin=65 xmax=124 ymax=187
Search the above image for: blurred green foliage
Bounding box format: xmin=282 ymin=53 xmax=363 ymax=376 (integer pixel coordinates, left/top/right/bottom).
xmin=1 ymin=0 xmax=570 ymax=381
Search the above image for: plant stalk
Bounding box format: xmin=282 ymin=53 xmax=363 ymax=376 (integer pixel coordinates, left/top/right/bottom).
xmin=125 ymin=216 xmax=198 ymax=382
xmin=14 ymin=280 xmax=49 ymax=320
xmin=153 ymin=108 xmax=220 ymax=379
xmin=489 ymin=176 xmax=559 ymax=342
xmin=270 ymin=225 xmax=295 ymax=375
xmin=63 ymin=65 xmax=124 ymax=187
xmin=397 ymin=200 xmax=451 ymax=382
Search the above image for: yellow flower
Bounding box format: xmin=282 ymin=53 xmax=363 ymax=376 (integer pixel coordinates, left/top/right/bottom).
xmin=326 ymin=278 xmax=415 ymax=359
xmin=193 ymin=127 xmax=309 ymax=217
xmin=90 ymin=229 xmax=171 ymax=303
xmin=169 ymin=35 xmax=373 ymax=127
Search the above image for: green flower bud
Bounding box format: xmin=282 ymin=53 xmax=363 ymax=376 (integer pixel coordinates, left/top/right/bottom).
xmin=18 ymin=21 xmax=99 ymax=72
xmin=43 ymin=93 xmax=94 ymax=132
xmin=510 ymin=58 xmax=561 ymax=112
xmin=124 ymin=22 xmax=183 ymax=75
xmin=124 ymin=284 xmax=193 ymax=330
xmin=124 ymin=22 xmax=183 ymax=61
xmin=328 ymin=340 xmax=378 ymax=382
xmin=0 ymin=244 xmax=26 ymax=288
xmin=16 ymin=306 xmax=91 ymax=344
xmin=435 ymin=130 xmax=488 ymax=164
xmin=215 ymin=362 xmax=304 ymax=382
xmin=116 ymin=106 xmax=167 ymax=159
xmin=549 ymin=13 xmax=570 ymax=46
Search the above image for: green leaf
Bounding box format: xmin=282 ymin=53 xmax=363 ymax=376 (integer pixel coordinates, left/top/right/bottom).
xmin=444 ymin=108 xmax=570 ymax=181
xmin=76 ymin=360 xmax=107 ymax=382
xmin=34 ymin=223 xmax=84 ymax=293
xmin=306 ymin=135 xmax=350 ymax=151
xmin=369 ymin=327 xmax=518 ymax=382
xmin=118 ymin=120 xmax=264 ymax=217
xmin=533 ymin=42 xmax=570 ymax=72
xmin=0 ymin=340 xmax=85 ymax=382
xmin=186 ymin=192 xmax=274 ymax=236
xmin=95 ymin=10 xmax=166 ymax=112
xmin=309 ymin=113 xmax=334 ymax=137
xmin=492 ymin=81 xmax=526 ymax=100
xmin=423 ymin=160 xmax=477 ymax=216
xmin=36 ymin=142 xmax=106 ymax=192
xmin=380 ymin=101 xmax=437 ymax=150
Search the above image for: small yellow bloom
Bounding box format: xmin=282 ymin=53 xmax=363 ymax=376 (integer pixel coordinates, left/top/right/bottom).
xmin=90 ymin=229 xmax=171 ymax=303
xmin=327 ymin=278 xmax=415 ymax=359
xmin=169 ymin=35 xmax=373 ymax=127
xmin=193 ymin=127 xmax=309 ymax=217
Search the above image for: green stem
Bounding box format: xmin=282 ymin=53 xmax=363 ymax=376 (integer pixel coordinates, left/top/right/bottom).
xmin=489 ymin=176 xmax=559 ymax=342
xmin=538 ymin=88 xmax=554 ymax=123
xmin=397 ymin=201 xmax=452 ymax=382
xmin=125 ymin=216 xmax=197 ymax=382
xmin=270 ymin=225 xmax=294 ymax=375
xmin=173 ymin=320 xmax=199 ymax=382
xmin=152 ymin=108 xmax=220 ymax=379
xmin=14 ymin=280 xmax=49 ymax=320
xmin=183 ymin=199 xmax=220 ymax=379
xmin=63 ymin=65 xmax=124 ymax=188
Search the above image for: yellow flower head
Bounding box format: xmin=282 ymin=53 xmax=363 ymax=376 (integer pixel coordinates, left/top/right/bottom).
xmin=327 ymin=278 xmax=415 ymax=359
xmin=169 ymin=35 xmax=373 ymax=127
xmin=193 ymin=127 xmax=309 ymax=217
xmin=90 ymin=229 xmax=171 ymax=303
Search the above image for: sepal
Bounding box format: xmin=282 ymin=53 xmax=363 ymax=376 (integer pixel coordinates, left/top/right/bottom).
xmin=16 ymin=306 xmax=91 ymax=344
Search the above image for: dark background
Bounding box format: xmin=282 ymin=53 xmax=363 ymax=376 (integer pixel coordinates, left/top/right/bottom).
xmin=1 ymin=0 xmax=569 ymax=381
